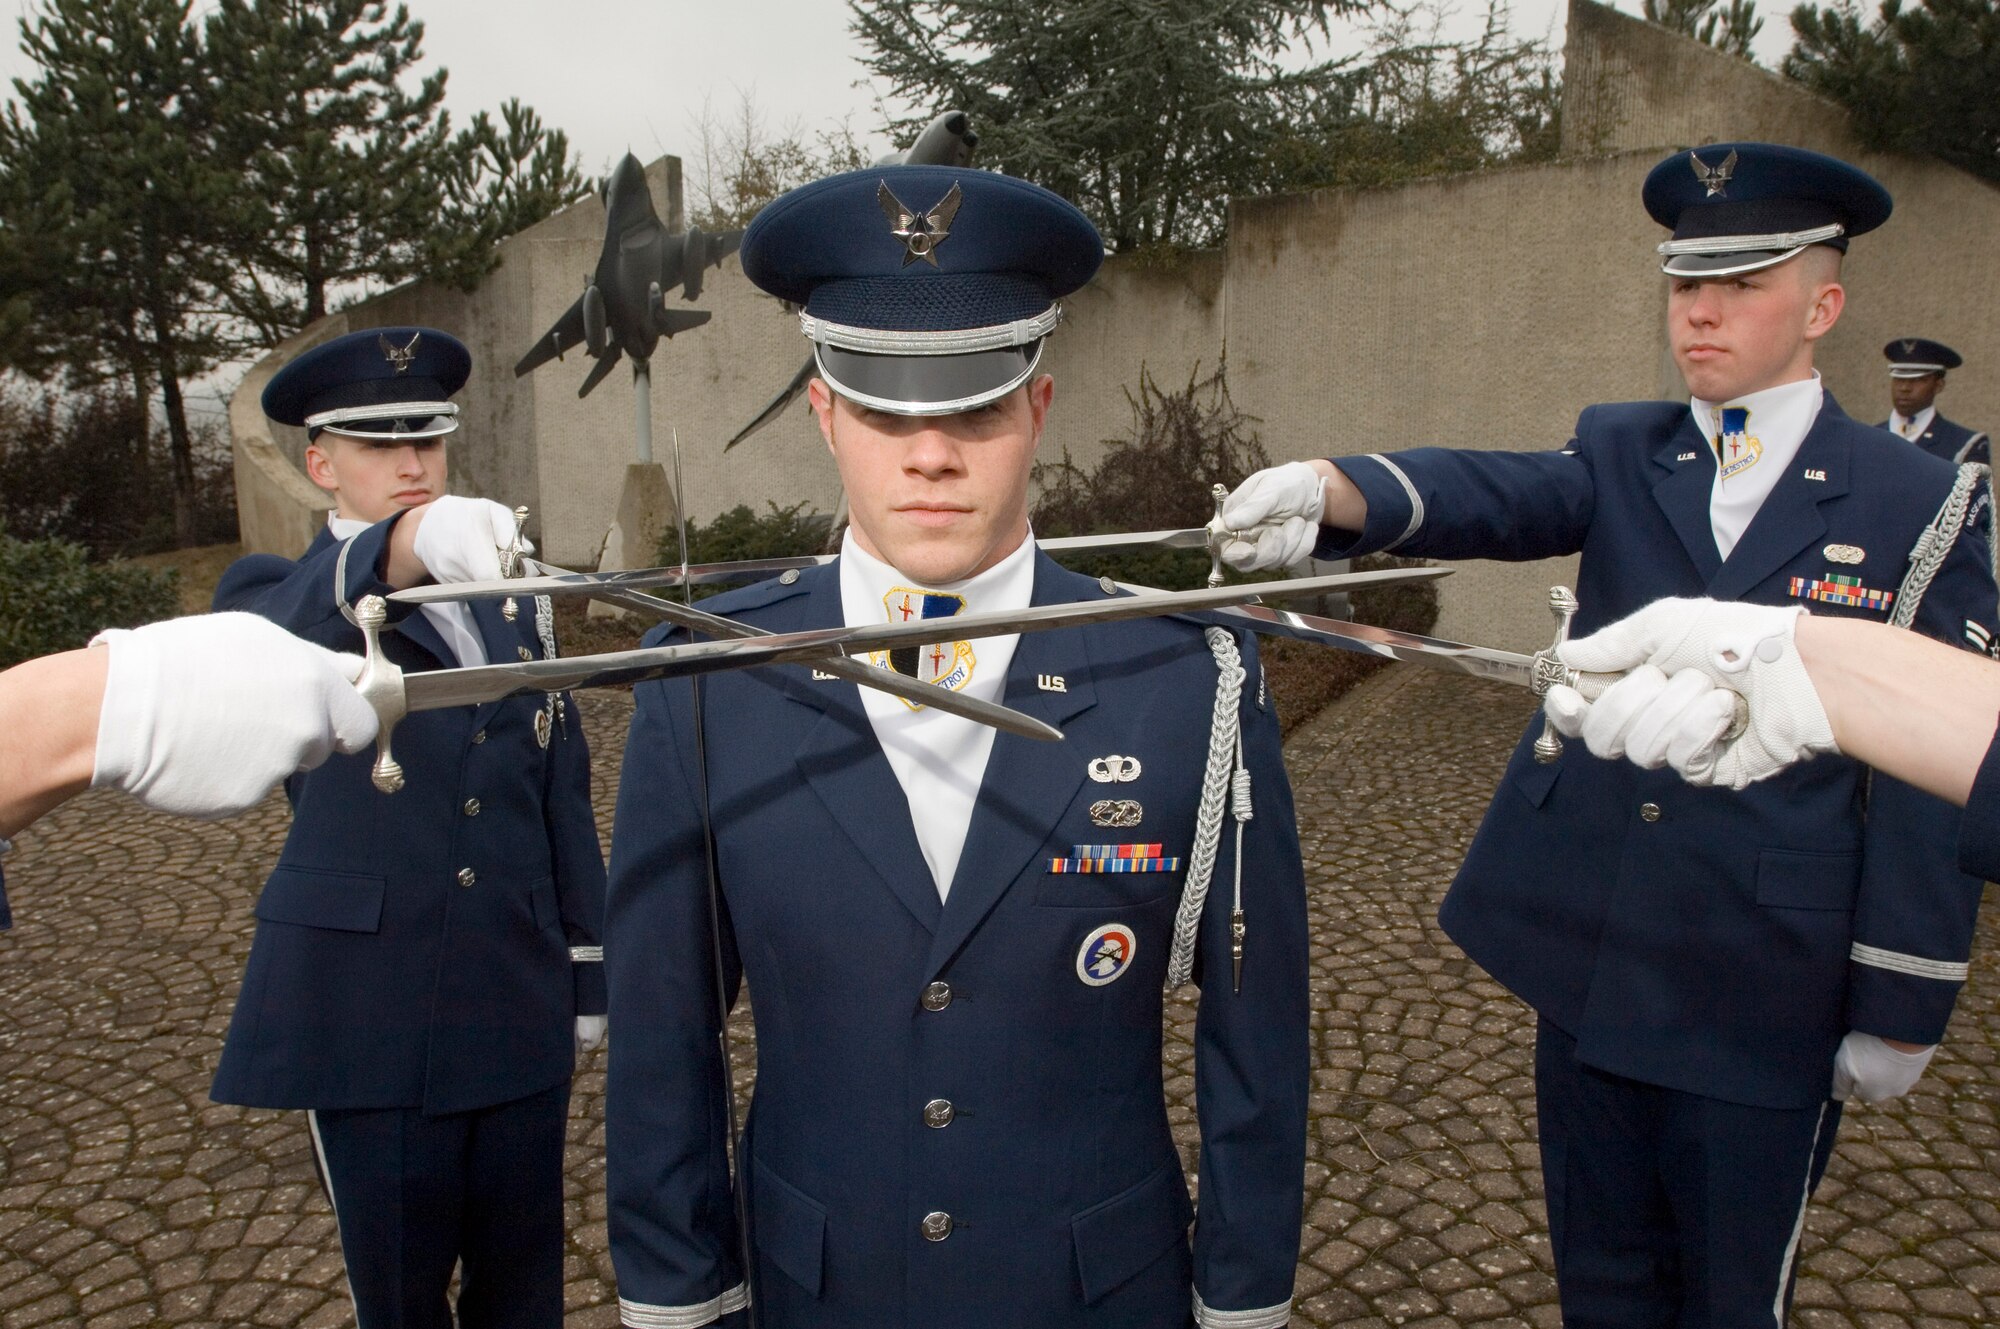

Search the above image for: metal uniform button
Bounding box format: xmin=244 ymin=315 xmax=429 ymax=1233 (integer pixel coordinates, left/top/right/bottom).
xmin=518 ymin=646 xmax=534 ymax=661
xmin=463 ymin=799 xmax=481 ymax=817
xmin=921 ymin=1211 xmax=953 ymax=1241
xmin=779 ymin=568 xmax=801 ymax=585
xmin=920 ymin=981 xmax=952 ymax=1012
xmin=923 ymin=1099 xmax=955 ymax=1128
xmin=457 ymin=868 xmax=476 ymax=888
xmin=471 ymin=730 xmax=487 ymax=744
xmin=1639 ymin=802 xmax=1661 ymax=823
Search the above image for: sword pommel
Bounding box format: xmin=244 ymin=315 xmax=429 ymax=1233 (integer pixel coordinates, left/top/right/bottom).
xmin=354 ymin=594 xmax=411 ymax=794
xmin=1531 ymin=586 xmax=1580 ymax=764
xmin=501 ymin=506 xmax=530 ymax=622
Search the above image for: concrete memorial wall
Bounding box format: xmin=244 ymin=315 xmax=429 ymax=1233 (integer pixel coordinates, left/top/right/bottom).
xmin=232 ymin=0 xmax=2000 ymax=652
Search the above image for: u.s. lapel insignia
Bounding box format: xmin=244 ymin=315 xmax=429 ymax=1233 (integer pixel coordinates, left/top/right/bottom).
xmin=378 ymin=331 xmax=421 ymax=373
xmin=1677 ymin=451 xmax=1699 ymax=462
xmin=534 ymin=708 xmax=552 ymax=749
xmin=1076 ymin=923 xmax=1138 ymax=987
xmin=812 ymin=669 xmax=838 ymax=681
xmin=1689 ymin=148 xmax=1737 ymax=198
xmin=1038 ymin=673 xmax=1067 ymax=693
xmin=1823 ymin=543 xmax=1865 ymax=564
xmin=877 ymin=180 xmax=963 ymax=267
xmin=1087 ymin=755 xmax=1142 ymax=783
xmin=1089 ymin=799 xmax=1143 ymax=828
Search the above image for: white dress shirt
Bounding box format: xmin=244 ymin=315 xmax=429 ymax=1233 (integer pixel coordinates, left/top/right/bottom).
xmin=1689 ymin=372 xmax=1825 ymax=561
xmin=1889 ymin=405 xmax=1936 ymax=441
xmin=839 ymin=528 xmax=1035 ymax=900
xmin=328 ymin=513 xmax=488 ymax=668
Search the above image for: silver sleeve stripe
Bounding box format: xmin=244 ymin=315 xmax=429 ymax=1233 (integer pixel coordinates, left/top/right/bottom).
xmin=1194 ymin=1291 xmax=1294 ymax=1329
xmin=569 ymin=945 xmax=604 ymax=963
xmin=1850 ymin=942 xmax=1971 ymax=983
xmin=618 ymin=1284 xmax=749 ymax=1329
xmin=1362 ymin=454 xmax=1426 ymax=552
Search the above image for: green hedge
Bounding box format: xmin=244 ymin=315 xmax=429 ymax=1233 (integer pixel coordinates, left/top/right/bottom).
xmin=0 ymin=525 xmax=180 ymax=667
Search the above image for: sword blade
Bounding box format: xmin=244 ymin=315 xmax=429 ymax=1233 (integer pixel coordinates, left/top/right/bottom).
xmin=387 ymin=528 xmax=1216 ymax=606
xmin=400 ymin=566 xmax=1450 ymax=713
xmin=1202 ymin=600 xmax=1540 ymax=688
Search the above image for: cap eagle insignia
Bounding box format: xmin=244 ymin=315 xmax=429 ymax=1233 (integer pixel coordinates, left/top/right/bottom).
xmin=1900 ymin=339 xmax=1919 ymax=356
xmin=379 ymin=331 xmax=422 ymax=374
xmin=878 ymin=180 xmax=963 ymax=267
xmin=1689 ymin=149 xmax=1738 ymax=198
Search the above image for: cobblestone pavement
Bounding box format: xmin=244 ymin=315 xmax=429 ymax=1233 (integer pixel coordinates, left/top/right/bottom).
xmin=2 ymin=666 xmax=1998 ymax=1327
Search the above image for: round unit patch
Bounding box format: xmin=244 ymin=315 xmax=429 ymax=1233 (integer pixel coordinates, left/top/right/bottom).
xmin=1076 ymin=924 xmax=1138 ymax=987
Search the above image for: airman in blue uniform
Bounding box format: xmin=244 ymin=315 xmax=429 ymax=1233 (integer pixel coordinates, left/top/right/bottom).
xmin=1221 ymin=144 xmax=1999 ymax=1326
xmin=1881 ymin=337 xmax=1988 ymax=465
xmin=604 ymin=168 xmax=1310 ymax=1329
xmin=213 ymin=328 xmax=606 ymax=1329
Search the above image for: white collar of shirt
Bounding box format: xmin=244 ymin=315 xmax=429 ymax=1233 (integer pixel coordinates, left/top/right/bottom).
xmin=1889 ymin=404 xmax=1936 ymax=440
xmin=1689 ymin=371 xmax=1824 ymax=561
xmin=838 ymin=528 xmax=1037 ymax=900
xmin=327 ymin=513 xmax=488 ymax=668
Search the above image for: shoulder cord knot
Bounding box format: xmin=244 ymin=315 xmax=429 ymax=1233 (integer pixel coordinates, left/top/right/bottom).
xmin=1167 ymin=627 xmax=1251 ymax=990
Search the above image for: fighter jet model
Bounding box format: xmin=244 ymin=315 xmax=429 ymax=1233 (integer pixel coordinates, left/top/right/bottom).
xmin=514 ymin=152 xmax=742 ymax=399
xmin=723 ymin=110 xmax=980 ymax=451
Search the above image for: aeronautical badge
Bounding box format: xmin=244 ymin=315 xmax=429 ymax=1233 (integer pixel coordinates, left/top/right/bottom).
xmin=1090 ymin=799 xmax=1143 ymax=828
xmin=1076 ymin=923 xmax=1137 ymax=987
xmin=1823 ymin=543 xmax=1865 ymax=565
xmin=1967 ymin=620 xmax=1997 ymax=658
xmin=379 ymin=331 xmax=420 ymax=374
xmin=1087 ymin=755 xmax=1142 ymax=784
xmin=877 ymin=180 xmax=962 ymax=267
xmin=1690 ymin=147 xmax=1737 ymax=198
xmin=1788 ymin=573 xmax=1894 ymax=612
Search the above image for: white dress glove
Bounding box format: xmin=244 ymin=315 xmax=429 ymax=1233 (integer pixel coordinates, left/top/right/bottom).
xmin=1542 ymin=597 xmax=1836 ymax=789
xmin=91 ymin=614 xmax=378 ymax=817
xmin=409 ymin=496 xmax=531 ymax=584
xmin=575 ymin=1015 xmax=608 ymax=1055
xmin=1832 ymin=1031 xmax=1936 ymax=1103
xmin=1218 ymin=462 xmax=1326 ymax=572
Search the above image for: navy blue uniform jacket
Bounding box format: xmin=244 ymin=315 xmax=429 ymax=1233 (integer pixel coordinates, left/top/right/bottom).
xmin=604 ymin=555 xmax=1310 ymax=1329
xmin=211 ymin=518 xmax=606 ymax=1114
xmin=1880 ymin=410 xmax=1990 ymax=466
xmin=1318 ymin=396 xmax=1997 ymax=1110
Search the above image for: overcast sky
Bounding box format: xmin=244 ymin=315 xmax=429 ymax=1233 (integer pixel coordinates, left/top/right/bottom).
xmin=0 ymin=0 xmax=1801 ymax=179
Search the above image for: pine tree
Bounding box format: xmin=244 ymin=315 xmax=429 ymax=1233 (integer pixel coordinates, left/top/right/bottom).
xmin=0 ymin=0 xmax=245 ymax=547
xmin=849 ymin=0 xmax=1366 ymax=252
xmin=1785 ymin=0 xmax=2000 ymax=183
xmin=1642 ymin=0 xmax=1765 ymax=57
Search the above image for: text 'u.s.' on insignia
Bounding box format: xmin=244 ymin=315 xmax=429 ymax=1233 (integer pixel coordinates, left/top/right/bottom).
xmin=379 ymin=331 xmax=421 ymax=373
xmin=1076 ymin=923 xmax=1137 ymax=987
xmin=878 ymin=180 xmax=962 ymax=267
xmin=1823 ymin=543 xmax=1865 ymax=564
xmin=1690 ymin=148 xmax=1737 ymax=198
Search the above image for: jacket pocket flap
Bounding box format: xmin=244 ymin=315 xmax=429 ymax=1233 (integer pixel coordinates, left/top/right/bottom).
xmin=1754 ymin=848 xmax=1861 ymax=911
xmin=752 ymin=1158 xmax=827 ymax=1298
xmin=255 ymin=867 xmax=385 ymax=933
xmin=1071 ymin=1161 xmax=1193 ymax=1305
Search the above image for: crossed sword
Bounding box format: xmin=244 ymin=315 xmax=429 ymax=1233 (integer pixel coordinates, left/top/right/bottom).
xmin=359 ymin=489 xmax=1660 ymax=793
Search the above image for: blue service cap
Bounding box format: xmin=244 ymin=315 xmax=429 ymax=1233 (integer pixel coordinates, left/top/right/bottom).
xmin=262 ymin=327 xmax=471 ymax=440
xmin=1643 ymin=143 xmax=1891 ymax=278
xmin=740 ymin=165 xmax=1103 ymax=415
xmin=1884 ymin=337 xmax=1961 ymax=377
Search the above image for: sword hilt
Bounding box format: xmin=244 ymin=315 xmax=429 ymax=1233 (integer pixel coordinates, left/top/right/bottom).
xmin=1529 ymin=587 xmax=1749 ymax=760
xmin=1206 ymin=483 xmax=1230 ymax=589
xmin=354 ymin=595 xmax=411 ymax=794
xmin=1531 ymin=586 xmax=1580 ymax=764
xmin=501 ymin=505 xmax=530 ymax=622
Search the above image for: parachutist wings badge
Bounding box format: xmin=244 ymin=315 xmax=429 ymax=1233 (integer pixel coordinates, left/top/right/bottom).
xmin=1689 ymin=149 xmax=1738 ymax=198
xmin=379 ymin=331 xmax=422 ymax=373
xmin=878 ymin=180 xmax=962 ymax=267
